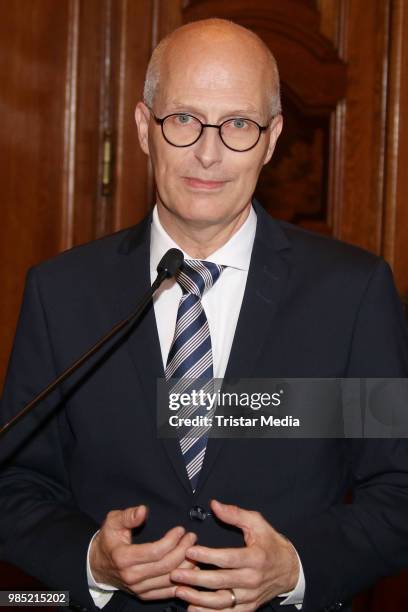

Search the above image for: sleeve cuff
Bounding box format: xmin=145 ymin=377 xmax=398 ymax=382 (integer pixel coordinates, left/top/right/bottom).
xmin=86 ymin=530 xmax=118 ymax=608
xmin=278 ymin=545 xmax=305 ymax=609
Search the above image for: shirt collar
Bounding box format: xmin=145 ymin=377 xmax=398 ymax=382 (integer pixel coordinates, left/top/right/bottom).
xmin=150 ymin=204 xmax=256 ymax=274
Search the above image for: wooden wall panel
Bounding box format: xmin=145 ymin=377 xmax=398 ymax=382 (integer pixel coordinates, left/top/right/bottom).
xmin=335 ymin=0 xmax=390 ymax=255
xmin=320 ymin=0 xmax=408 ymax=302
xmin=70 ymin=0 xmax=106 ymax=247
xmin=0 ymin=0 xmax=72 ymax=389
xmin=112 ymin=0 xmax=182 ymax=231
xmin=383 ymin=0 xmax=408 ymax=297
xmin=112 ymin=0 xmax=156 ymax=231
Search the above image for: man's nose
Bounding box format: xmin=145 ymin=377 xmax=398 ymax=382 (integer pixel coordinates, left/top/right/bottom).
xmin=193 ymin=126 xmax=223 ymax=168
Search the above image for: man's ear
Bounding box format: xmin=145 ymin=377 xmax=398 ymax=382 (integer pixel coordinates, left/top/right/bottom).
xmin=263 ymin=114 xmax=283 ymax=166
xmin=135 ymin=102 xmax=151 ymax=156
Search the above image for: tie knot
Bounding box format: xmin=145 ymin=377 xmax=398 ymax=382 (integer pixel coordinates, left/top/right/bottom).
xmin=176 ymin=260 xmax=224 ymax=297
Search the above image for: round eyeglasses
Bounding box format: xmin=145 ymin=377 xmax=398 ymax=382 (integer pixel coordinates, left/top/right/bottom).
xmin=149 ymin=110 xmax=270 ymax=152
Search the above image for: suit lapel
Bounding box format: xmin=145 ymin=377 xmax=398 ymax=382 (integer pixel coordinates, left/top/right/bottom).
xmin=194 ymin=203 xmax=292 ymax=495
xmin=224 ymin=204 xmax=292 ymax=380
xmin=113 ymin=216 xmax=192 ymax=495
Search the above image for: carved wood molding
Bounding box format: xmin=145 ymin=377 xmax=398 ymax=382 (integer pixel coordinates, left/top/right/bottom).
xmin=183 ymin=0 xmax=346 ymax=112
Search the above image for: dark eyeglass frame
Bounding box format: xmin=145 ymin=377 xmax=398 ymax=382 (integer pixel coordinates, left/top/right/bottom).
xmin=149 ymin=109 xmax=271 ymax=152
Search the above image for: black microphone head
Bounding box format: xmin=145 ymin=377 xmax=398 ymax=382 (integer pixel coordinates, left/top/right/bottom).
xmin=157 ymin=248 xmax=184 ymax=279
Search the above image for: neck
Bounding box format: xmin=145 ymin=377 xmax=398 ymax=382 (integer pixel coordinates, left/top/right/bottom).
xmin=157 ymin=202 xmax=251 ymax=259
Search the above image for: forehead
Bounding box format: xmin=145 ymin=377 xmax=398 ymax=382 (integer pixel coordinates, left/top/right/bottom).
xmin=157 ymin=37 xmax=271 ymax=116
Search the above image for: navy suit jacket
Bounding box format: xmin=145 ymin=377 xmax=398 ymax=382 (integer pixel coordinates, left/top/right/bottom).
xmin=1 ymin=202 xmax=408 ymax=612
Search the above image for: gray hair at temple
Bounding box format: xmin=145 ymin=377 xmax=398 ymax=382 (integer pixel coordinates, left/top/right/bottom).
xmin=143 ymin=18 xmax=282 ymax=118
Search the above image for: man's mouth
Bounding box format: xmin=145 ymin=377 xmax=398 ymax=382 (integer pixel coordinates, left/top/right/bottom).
xmin=183 ymin=177 xmax=227 ymax=190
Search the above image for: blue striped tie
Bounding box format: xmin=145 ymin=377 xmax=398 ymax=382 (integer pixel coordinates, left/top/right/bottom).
xmin=165 ymin=260 xmax=224 ymax=492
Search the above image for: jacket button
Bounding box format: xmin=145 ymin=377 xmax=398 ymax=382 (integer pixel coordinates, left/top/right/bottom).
xmin=189 ymin=505 xmax=210 ymax=521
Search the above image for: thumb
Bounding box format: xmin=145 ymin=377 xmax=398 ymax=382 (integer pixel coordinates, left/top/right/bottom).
xmin=210 ymin=499 xmax=259 ymax=542
xmin=109 ymin=505 xmax=148 ymax=531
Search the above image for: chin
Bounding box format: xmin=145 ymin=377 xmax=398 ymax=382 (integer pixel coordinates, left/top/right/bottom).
xmin=181 ymin=198 xmax=232 ymax=226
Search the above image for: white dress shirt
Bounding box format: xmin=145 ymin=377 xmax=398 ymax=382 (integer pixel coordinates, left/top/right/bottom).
xmin=87 ymin=204 xmax=305 ymax=609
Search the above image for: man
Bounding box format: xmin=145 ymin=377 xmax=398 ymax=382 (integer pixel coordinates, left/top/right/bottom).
xmin=1 ymin=18 xmax=408 ymax=612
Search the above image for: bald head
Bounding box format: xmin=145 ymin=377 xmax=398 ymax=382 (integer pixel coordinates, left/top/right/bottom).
xmin=143 ymin=18 xmax=281 ymax=117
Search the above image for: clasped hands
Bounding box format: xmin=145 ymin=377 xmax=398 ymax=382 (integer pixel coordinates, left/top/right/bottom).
xmin=90 ymin=499 xmax=299 ymax=612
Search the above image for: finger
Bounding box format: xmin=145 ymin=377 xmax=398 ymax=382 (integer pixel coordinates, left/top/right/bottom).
xmin=185 ymin=589 xmax=255 ymax=612
xmin=132 ymin=585 xmax=179 ymax=601
xmin=131 ymin=571 xmax=176 ymax=594
xmin=136 ymin=531 xmax=197 ymax=579
xmin=119 ymin=531 xmax=197 ymax=582
xmin=131 ymin=550 xmax=200 ymax=595
xmin=187 ymin=603 xmax=252 ymax=612
xmin=106 ymin=505 xmax=148 ymax=531
xmin=210 ymin=500 xmax=263 ymax=536
xmin=170 ymin=567 xmax=258 ymax=591
xmin=184 ymin=545 xmax=249 ymax=568
xmin=175 ymin=586 xmax=247 ymax=609
xmin=113 ymin=526 xmax=188 ymax=569
xmin=178 ymin=558 xmax=199 ymax=570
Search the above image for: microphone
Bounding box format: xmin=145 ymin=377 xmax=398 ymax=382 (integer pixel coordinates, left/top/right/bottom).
xmin=0 ymin=248 xmax=184 ymax=436
xmin=157 ymin=248 xmax=184 ymax=281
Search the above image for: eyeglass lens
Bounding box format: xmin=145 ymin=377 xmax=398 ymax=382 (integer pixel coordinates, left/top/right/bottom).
xmin=162 ymin=114 xmax=261 ymax=151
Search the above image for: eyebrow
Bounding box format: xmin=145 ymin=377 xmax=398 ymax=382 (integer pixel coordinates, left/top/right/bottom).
xmin=167 ymin=102 xmax=263 ymax=121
